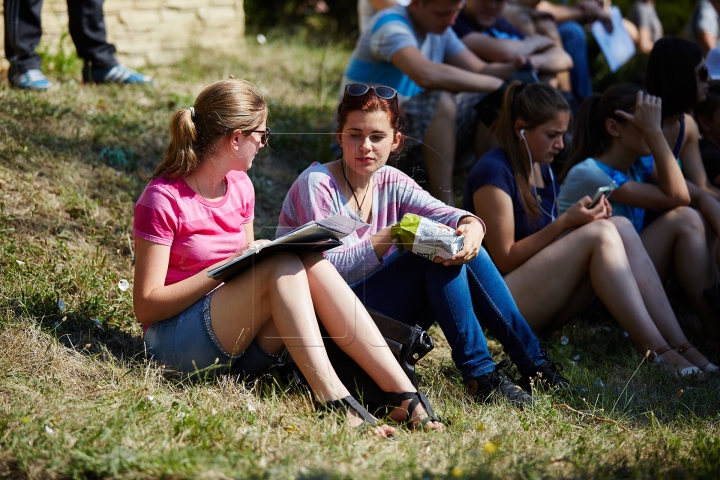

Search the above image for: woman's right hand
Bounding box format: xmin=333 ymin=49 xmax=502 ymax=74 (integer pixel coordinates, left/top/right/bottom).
xmin=560 ymin=195 xmax=611 ymax=228
xmin=614 ymin=91 xmax=662 ymax=136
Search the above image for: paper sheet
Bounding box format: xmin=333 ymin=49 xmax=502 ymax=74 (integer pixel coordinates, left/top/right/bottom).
xmin=592 ymin=6 xmax=636 ymax=73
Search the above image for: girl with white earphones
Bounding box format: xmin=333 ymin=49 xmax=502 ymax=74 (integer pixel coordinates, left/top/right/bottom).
xmin=462 ymin=82 xmax=711 ymax=376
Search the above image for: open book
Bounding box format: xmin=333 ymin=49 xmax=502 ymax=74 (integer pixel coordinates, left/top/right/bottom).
xmin=207 ymin=215 xmax=365 ymax=282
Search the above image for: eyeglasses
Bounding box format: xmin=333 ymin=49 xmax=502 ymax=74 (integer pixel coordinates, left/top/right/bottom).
xmin=345 ymin=83 xmax=398 ymax=100
xmin=245 ymin=128 xmax=271 ymax=146
xmin=697 ymin=65 xmax=709 ymax=82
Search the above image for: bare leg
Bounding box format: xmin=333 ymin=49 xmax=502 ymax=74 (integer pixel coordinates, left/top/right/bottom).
xmin=504 ymin=220 xmax=695 ymax=372
xmin=640 ymin=207 xmax=720 ymax=343
xmin=210 ymin=253 xmax=396 ymax=436
xmin=611 ymin=216 xmax=713 ymax=369
xmin=423 ymin=91 xmax=456 ymax=205
xmin=301 ymin=254 xmax=444 ymax=431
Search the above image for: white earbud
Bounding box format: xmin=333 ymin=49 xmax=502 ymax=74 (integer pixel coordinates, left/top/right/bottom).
xmin=520 ymin=127 xmax=556 ymax=222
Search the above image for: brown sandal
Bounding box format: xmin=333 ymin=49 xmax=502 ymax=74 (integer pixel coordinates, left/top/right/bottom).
xmin=676 ymin=342 xmax=718 ymax=373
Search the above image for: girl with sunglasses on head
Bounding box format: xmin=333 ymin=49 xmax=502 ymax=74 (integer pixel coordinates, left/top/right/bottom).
xmin=464 ymin=82 xmax=714 ymax=376
xmin=557 ymin=83 xmax=720 ymax=366
xmin=133 ymin=79 xmax=444 ymax=437
xmin=279 ymin=83 xmax=581 ymax=408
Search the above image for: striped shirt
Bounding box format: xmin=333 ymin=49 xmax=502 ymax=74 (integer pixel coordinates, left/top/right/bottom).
xmin=278 ymin=162 xmax=480 ymax=284
xmin=341 ymin=6 xmax=467 ymax=104
xmin=133 ymin=170 xmax=255 ymax=286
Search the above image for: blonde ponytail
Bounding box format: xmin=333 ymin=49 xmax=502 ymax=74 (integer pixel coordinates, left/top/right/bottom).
xmin=150 ymin=79 xmax=268 ymax=180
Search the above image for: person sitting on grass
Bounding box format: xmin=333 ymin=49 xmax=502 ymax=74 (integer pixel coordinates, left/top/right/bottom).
xmin=132 ymin=78 xmax=444 ymax=437
xmin=557 ymin=83 xmax=720 ymax=367
xmin=453 ymin=0 xmax=573 ymax=89
xmin=695 ymin=80 xmax=720 ymax=188
xmin=645 ymin=37 xmax=720 ymax=201
xmin=342 ymin=0 xmax=513 ymax=205
xmin=463 ymin=82 xmax=713 ymax=376
xmin=279 ymin=83 xmax=580 ymax=409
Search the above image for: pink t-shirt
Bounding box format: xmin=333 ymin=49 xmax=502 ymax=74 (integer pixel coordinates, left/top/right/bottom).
xmin=133 ymin=170 xmax=255 ymax=287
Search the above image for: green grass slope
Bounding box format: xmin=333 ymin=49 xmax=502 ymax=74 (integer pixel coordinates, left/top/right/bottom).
xmin=1 ymin=37 xmax=719 ymax=479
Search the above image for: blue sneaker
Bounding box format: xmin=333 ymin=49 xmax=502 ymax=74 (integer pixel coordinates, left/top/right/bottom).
xmin=9 ymin=68 xmax=52 ymax=90
xmin=82 ymin=63 xmax=155 ymax=86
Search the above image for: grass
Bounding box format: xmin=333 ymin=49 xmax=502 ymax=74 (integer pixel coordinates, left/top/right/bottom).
xmin=1 ymin=34 xmax=720 ymax=479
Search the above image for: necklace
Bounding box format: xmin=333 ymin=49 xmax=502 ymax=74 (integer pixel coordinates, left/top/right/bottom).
xmin=194 ymin=173 xmax=225 ymax=201
xmin=341 ymin=161 xmax=372 ymax=217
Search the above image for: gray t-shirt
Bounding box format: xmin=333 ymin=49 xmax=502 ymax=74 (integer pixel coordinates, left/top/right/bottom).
xmin=628 ymin=1 xmax=663 ymax=42
xmin=357 ymin=0 xmax=411 ymax=33
xmin=685 ymin=0 xmax=720 ymax=43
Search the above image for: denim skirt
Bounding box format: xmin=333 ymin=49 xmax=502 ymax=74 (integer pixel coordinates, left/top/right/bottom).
xmin=144 ymin=292 xmax=279 ymax=380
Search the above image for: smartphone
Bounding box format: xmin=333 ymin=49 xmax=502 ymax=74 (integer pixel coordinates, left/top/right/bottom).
xmin=588 ymin=184 xmax=615 ymax=208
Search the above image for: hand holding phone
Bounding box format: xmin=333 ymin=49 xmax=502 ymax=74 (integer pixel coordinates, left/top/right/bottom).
xmin=587 ymin=183 xmax=616 ymax=208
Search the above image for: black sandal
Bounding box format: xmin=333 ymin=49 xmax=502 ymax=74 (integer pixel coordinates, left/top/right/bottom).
xmin=386 ymin=391 xmax=442 ymax=430
xmin=318 ymin=396 xmax=379 ymax=428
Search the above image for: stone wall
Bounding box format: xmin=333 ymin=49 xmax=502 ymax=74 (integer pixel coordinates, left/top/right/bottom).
xmin=0 ymin=0 xmax=245 ymax=70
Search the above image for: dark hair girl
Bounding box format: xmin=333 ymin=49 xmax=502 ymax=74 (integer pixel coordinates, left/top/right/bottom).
xmin=463 ymin=81 xmax=712 ymax=375
xmin=645 ymin=37 xmax=720 ymax=200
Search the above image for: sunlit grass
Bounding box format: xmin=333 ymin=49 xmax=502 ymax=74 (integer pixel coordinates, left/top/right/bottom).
xmin=1 ymin=34 xmax=719 ymax=479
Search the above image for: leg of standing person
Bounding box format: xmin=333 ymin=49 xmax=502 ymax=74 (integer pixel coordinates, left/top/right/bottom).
xmin=68 ymin=0 xmax=154 ymax=84
xmin=4 ymin=0 xmax=52 ymax=89
xmin=557 ymin=21 xmax=592 ymax=100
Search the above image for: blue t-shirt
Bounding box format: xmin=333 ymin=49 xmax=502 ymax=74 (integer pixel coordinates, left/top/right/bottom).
xmin=558 ymin=157 xmax=654 ymax=232
xmin=463 ymin=148 xmax=558 ymax=241
xmin=453 ymin=10 xmax=526 ymax=41
xmin=342 ymin=6 xmax=467 ymax=104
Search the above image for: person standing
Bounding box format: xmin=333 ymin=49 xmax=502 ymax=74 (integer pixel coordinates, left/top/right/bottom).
xmin=685 ymin=0 xmax=720 ymax=54
xmin=4 ymin=0 xmax=154 ymax=90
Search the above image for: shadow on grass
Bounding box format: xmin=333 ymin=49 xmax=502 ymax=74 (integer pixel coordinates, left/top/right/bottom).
xmin=8 ymin=292 xmax=144 ymax=362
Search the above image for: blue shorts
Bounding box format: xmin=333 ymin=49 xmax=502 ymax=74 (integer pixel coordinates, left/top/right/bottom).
xmin=143 ymin=292 xmax=280 ymax=380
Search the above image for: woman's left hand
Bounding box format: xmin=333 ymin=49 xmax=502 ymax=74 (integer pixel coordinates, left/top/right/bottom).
xmin=443 ymin=217 xmax=485 ymax=266
xmin=237 ymin=239 xmax=271 ymax=256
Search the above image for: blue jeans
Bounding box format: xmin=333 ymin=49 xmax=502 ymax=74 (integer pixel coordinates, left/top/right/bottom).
xmin=350 ymin=249 xmax=544 ymax=382
xmin=558 ymin=21 xmax=593 ymax=100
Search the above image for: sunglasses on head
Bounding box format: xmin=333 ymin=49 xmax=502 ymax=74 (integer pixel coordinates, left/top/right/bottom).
xmin=345 ymin=83 xmax=398 ymax=100
xmin=245 ymin=128 xmax=271 ymax=146
xmin=698 ymin=65 xmax=709 ymax=82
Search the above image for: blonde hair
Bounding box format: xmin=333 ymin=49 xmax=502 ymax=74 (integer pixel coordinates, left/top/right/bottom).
xmin=151 ymin=79 xmax=268 ymax=179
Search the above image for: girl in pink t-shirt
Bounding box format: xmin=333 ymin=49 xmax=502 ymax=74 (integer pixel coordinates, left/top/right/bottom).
xmin=132 ymin=79 xmax=442 ymax=436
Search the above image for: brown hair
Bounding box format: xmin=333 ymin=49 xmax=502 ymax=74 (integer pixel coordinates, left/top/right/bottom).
xmin=151 ymin=79 xmax=267 ymax=179
xmin=490 ymin=81 xmax=569 ymax=222
xmin=562 ymin=84 xmax=641 ymax=182
xmin=336 ymin=87 xmax=407 ymax=165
